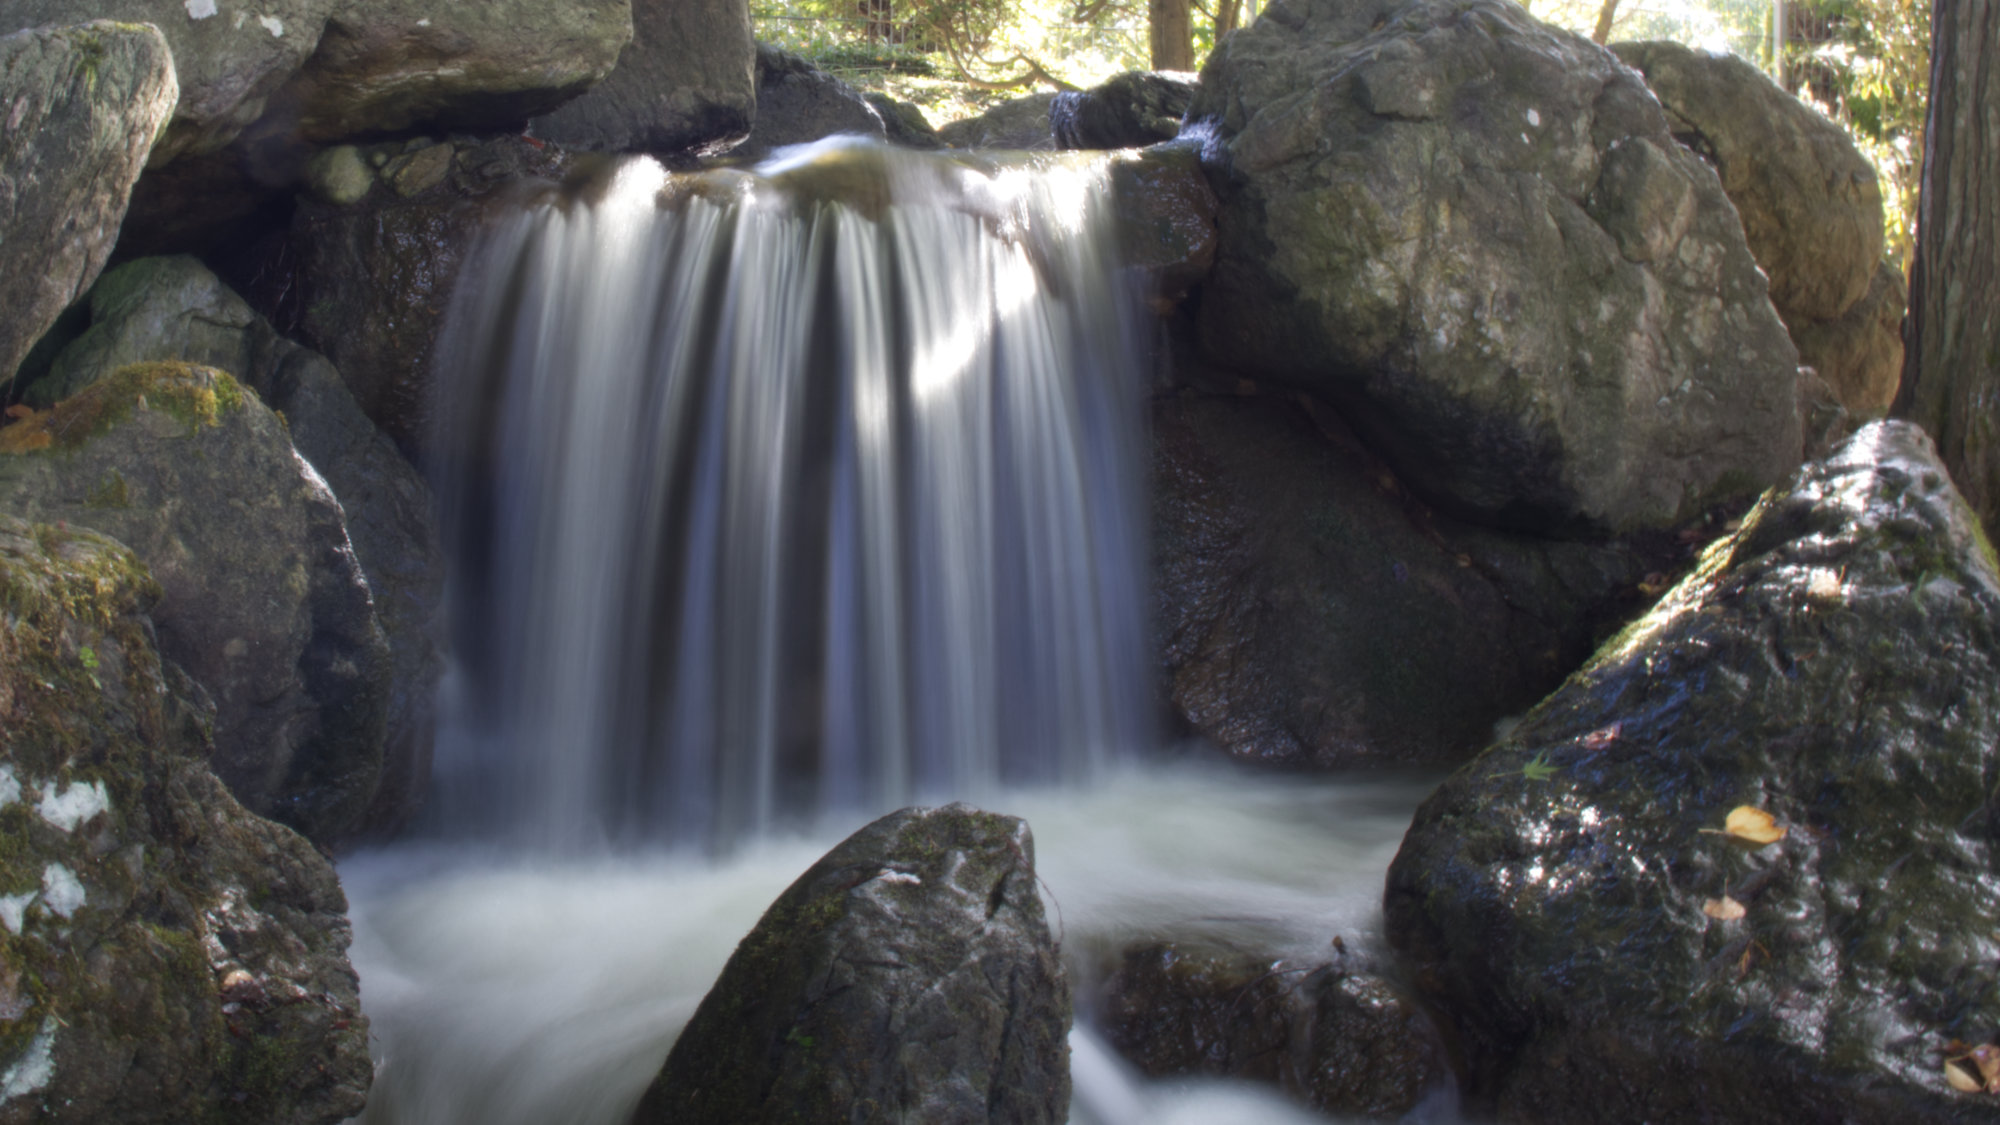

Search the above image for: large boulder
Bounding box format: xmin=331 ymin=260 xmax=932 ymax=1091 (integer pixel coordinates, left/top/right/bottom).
xmin=728 ymin=44 xmax=886 ymax=162
xmin=1789 ymin=256 xmax=1908 ymax=418
xmin=23 ymin=256 xmax=445 ymax=840
xmin=0 ymin=363 xmax=391 ymax=845
xmin=1097 ymin=941 xmax=1454 ymax=1120
xmin=1052 ymin=70 xmax=1196 ymax=150
xmin=1156 ymin=383 xmax=1672 ymax=770
xmin=1108 ymin=142 xmax=1219 ymax=309
xmin=939 ymin=92 xmax=1059 ymax=151
xmin=1386 ymin=421 xmax=2000 ymax=1123
xmin=635 ymin=804 xmax=1070 ymax=1123
xmin=1187 ymin=0 xmax=1802 ymax=534
xmin=289 ymin=134 xmax=573 ymax=455
xmin=529 ymin=0 xmax=754 ymax=156
xmin=0 ymin=21 xmax=176 ymax=388
xmin=0 ymin=3 xmax=320 ymax=164
xmin=0 ymin=513 xmax=368 ymax=1124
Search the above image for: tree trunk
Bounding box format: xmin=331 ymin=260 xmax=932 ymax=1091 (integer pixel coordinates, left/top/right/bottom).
xmin=1215 ymin=0 xmax=1243 ymax=41
xmin=1591 ymin=0 xmax=1620 ymax=43
xmin=1894 ymin=0 xmax=2000 ymax=529
xmin=1150 ymin=0 xmax=1195 ymax=70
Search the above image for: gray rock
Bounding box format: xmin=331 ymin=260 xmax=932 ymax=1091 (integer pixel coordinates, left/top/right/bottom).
xmin=305 ymin=143 xmax=374 ymax=205
xmin=0 ymin=21 xmax=175 ymax=390
xmin=22 ymin=255 xmax=445 ymax=842
xmin=1386 ymin=420 xmax=2000 ymax=1124
xmin=1108 ymin=142 xmax=1218 ymax=308
xmin=866 ymin=91 xmax=945 ymax=150
xmin=729 ymin=44 xmax=886 ymax=162
xmin=0 ymin=512 xmax=369 ymax=1124
xmin=530 ymin=0 xmax=755 ymax=156
xmin=635 ymin=804 xmax=1071 ymax=1124
xmin=0 ymin=2 xmax=323 ymax=163
xmin=1052 ymin=70 xmax=1196 ymax=150
xmin=938 ymin=92 xmax=1058 ymax=151
xmin=1188 ymin=0 xmax=1803 ymax=534
xmin=1612 ymin=40 xmax=1884 ymax=325
xmin=0 ymin=363 xmax=390 ymax=846
xmin=1791 ymin=257 xmax=1908 ymax=419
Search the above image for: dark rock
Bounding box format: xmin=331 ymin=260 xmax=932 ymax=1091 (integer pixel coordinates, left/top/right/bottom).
xmin=0 ymin=364 xmax=391 ymax=845
xmin=1155 ymin=384 xmax=1671 ymax=770
xmin=1052 ymin=70 xmax=1196 ymax=150
xmin=1187 ymin=0 xmax=1801 ymax=534
xmin=1791 ymin=258 xmax=1908 ymax=419
xmin=23 ymin=256 xmax=445 ymax=841
xmin=1097 ymin=941 xmax=1455 ymax=1120
xmin=636 ymin=804 xmax=1070 ymax=1123
xmin=1108 ymin=142 xmax=1218 ymax=309
xmin=729 ymin=44 xmax=887 ymax=162
xmin=531 ymin=0 xmax=755 ymax=156
xmin=938 ymin=93 xmax=1059 ymax=151
xmin=289 ymin=135 xmax=573 ymax=456
xmin=0 ymin=513 xmax=369 ymax=1124
xmin=0 ymin=21 xmax=176 ymax=389
xmin=1386 ymin=420 xmax=2000 ymax=1123
xmin=866 ymin=91 xmax=946 ymax=150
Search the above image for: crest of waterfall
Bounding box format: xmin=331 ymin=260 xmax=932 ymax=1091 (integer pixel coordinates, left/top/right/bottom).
xmin=427 ymin=138 xmax=1153 ymax=850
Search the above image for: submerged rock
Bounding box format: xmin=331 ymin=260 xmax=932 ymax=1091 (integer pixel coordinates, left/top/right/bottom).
xmin=1386 ymin=421 xmax=2000 ymax=1123
xmin=939 ymin=93 xmax=1059 ymax=151
xmin=0 ymin=21 xmax=176 ymax=389
xmin=1187 ymin=0 xmax=1801 ymax=534
xmin=1052 ymin=70 xmax=1196 ymax=150
xmin=530 ymin=0 xmax=756 ymax=157
xmin=637 ymin=804 xmax=1070 ymax=1123
xmin=0 ymin=513 xmax=368 ymax=1123
xmin=23 ymin=255 xmax=445 ymax=842
xmin=1097 ymin=941 xmax=1455 ymax=1120
xmin=0 ymin=363 xmax=390 ymax=845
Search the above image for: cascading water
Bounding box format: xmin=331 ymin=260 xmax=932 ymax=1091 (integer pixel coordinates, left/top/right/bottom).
xmin=345 ymin=138 xmax=1452 ymax=1125
xmin=426 ymin=141 xmax=1151 ymax=850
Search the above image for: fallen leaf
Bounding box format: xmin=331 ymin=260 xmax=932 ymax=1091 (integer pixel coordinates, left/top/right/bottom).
xmin=1455 ymin=554 xmax=1473 ymax=568
xmin=1703 ymin=896 xmax=1747 ymax=920
xmin=1946 ymin=1058 xmax=1983 ymax=1093
xmin=1580 ymin=723 xmax=1621 ymax=751
xmin=1701 ymin=805 xmax=1787 ymax=846
xmin=1638 ymin=572 xmax=1672 ymax=596
xmin=1805 ymin=567 xmax=1844 ymax=604
xmin=2 ymin=405 xmax=34 ymax=421
xmin=1519 ymin=752 xmax=1558 ymax=782
xmin=1971 ymin=1043 xmax=2000 ymax=1090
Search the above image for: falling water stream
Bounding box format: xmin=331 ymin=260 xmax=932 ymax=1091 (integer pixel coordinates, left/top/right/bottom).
xmin=342 ymin=139 xmax=1444 ymax=1124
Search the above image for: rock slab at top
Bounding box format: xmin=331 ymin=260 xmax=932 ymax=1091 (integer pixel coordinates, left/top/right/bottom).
xmin=529 ymin=0 xmax=754 ymax=156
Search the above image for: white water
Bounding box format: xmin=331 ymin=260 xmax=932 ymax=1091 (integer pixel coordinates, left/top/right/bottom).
xmin=344 ymin=765 xmax=1435 ymax=1125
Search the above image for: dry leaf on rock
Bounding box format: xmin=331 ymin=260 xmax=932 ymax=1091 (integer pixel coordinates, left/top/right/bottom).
xmin=1701 ymin=805 xmax=1787 ymax=846
xmin=1703 ymin=896 xmax=1747 ymax=920
xmin=1946 ymin=1058 xmax=1984 ymax=1093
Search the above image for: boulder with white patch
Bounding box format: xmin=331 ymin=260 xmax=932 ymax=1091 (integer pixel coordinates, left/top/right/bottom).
xmin=0 ymin=513 xmax=369 ymax=1124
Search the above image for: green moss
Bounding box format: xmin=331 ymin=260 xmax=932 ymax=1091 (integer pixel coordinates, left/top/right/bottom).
xmin=1 ymin=363 xmax=246 ymax=457
xmin=83 ymin=470 xmax=130 ymax=510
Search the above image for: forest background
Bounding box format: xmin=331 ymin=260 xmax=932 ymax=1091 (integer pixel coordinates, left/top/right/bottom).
xmin=758 ymin=0 xmax=1931 ymax=260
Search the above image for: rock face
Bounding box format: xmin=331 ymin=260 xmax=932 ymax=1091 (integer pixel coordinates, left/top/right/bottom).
xmin=1187 ymin=0 xmax=1802 ymax=534
xmin=866 ymin=91 xmax=945 ymax=150
xmin=636 ymin=804 xmax=1071 ymax=1123
xmin=1155 ymin=384 xmax=1667 ymax=770
xmin=290 ymin=134 xmax=573 ymax=455
xmin=22 ymin=256 xmax=445 ymax=840
xmin=1052 ymin=70 xmax=1196 ymax=150
xmin=1107 ymin=143 xmax=1219 ymax=308
xmin=938 ymin=93 xmax=1059 ymax=151
xmin=0 ymin=21 xmax=176 ymax=388
xmin=0 ymin=364 xmax=390 ymax=845
xmin=0 ymin=2 xmax=321 ymax=164
xmin=0 ymin=513 xmax=369 ymax=1124
xmin=1097 ymin=941 xmax=1454 ymax=1120
xmin=730 ymin=44 xmax=887 ymax=162
xmin=1386 ymin=421 xmax=2000 ymax=1123
xmin=1611 ymin=40 xmax=1902 ymax=417
xmin=530 ymin=0 xmax=754 ymax=156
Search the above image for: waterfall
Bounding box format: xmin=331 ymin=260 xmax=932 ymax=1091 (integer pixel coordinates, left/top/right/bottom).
xmin=425 ymin=138 xmax=1154 ymax=850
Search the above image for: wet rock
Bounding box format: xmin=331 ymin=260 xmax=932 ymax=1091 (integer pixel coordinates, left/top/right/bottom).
xmin=22 ymin=256 xmax=445 ymax=841
xmin=1108 ymin=142 xmax=1218 ymax=308
xmin=530 ymin=0 xmax=755 ymax=156
xmin=0 ymin=21 xmax=176 ymax=389
xmin=1052 ymin=70 xmax=1196 ymax=150
xmin=289 ymin=134 xmax=572 ymax=455
xmin=1155 ymin=384 xmax=1669 ymax=770
xmin=1791 ymin=258 xmax=1908 ymax=419
xmin=729 ymin=44 xmax=887 ymax=162
xmin=939 ymin=92 xmax=1059 ymax=151
xmin=1097 ymin=941 xmax=1454 ymax=1120
xmin=1386 ymin=421 xmax=2000 ymax=1123
xmin=0 ymin=513 xmax=369 ymax=1123
xmin=1188 ymin=0 xmax=1801 ymax=534
xmin=866 ymin=91 xmax=946 ymax=150
xmin=1612 ymin=40 xmax=1883 ymax=325
xmin=636 ymin=804 xmax=1070 ymax=1123
xmin=0 ymin=363 xmax=391 ymax=845
xmin=1 ymin=2 xmax=325 ymax=163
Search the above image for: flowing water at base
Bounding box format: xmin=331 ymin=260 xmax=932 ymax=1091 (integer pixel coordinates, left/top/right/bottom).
xmin=342 ymin=764 xmax=1441 ymax=1125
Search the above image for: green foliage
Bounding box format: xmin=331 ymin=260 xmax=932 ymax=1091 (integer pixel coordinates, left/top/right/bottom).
xmin=1791 ymin=0 xmax=1930 ymax=262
